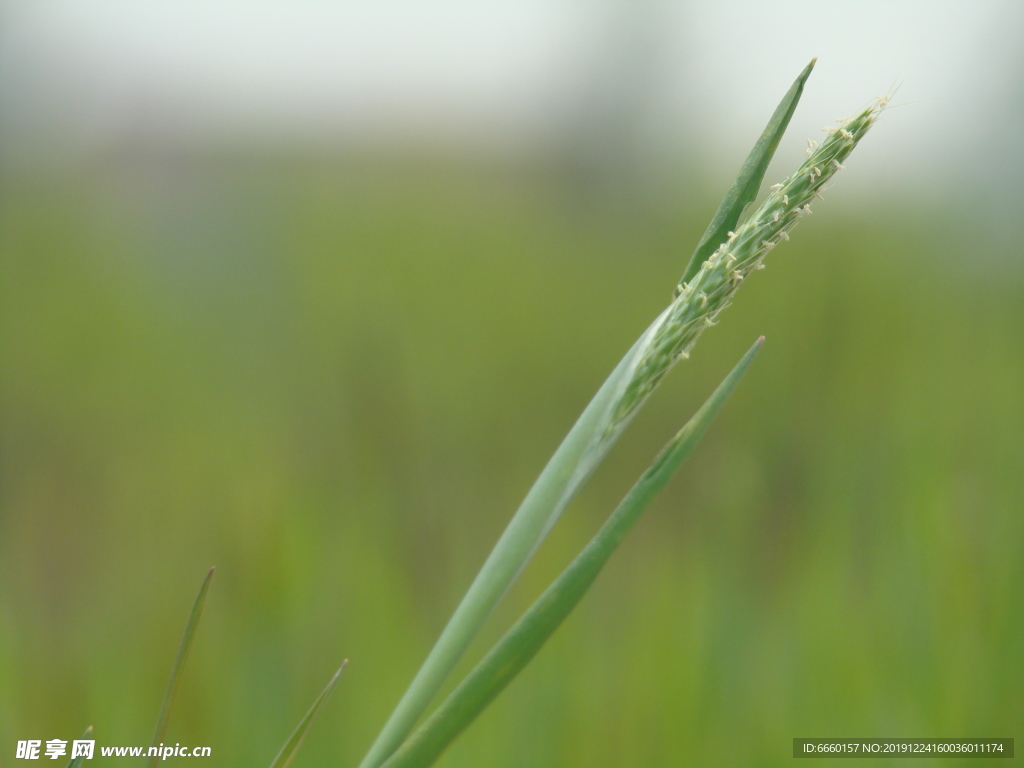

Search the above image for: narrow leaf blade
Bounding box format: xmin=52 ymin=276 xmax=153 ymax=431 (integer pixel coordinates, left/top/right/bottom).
xmin=146 ymin=567 xmax=214 ymax=768
xmin=65 ymin=725 xmax=93 ymax=768
xmin=267 ymin=661 xmax=348 ymax=768
xmin=680 ymin=59 xmax=815 ymax=286
xmin=380 ymin=338 xmax=764 ymax=768
xmin=358 ymin=331 xmax=654 ymax=768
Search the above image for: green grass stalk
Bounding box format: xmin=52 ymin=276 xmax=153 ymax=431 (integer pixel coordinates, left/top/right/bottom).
xmin=378 ymin=338 xmax=764 ymax=768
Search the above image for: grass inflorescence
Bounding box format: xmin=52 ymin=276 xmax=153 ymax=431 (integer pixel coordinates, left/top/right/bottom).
xmin=609 ymin=99 xmax=885 ymax=432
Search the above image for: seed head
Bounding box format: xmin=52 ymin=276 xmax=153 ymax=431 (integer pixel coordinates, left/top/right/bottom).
xmin=606 ymin=99 xmax=884 ymax=432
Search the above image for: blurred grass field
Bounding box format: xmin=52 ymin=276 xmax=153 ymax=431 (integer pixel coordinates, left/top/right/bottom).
xmin=1 ymin=149 xmax=1022 ymax=766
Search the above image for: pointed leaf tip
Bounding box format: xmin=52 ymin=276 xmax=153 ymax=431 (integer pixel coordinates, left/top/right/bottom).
xmin=146 ymin=568 xmax=215 ymax=768
xmin=680 ymin=60 xmax=815 ymax=286
xmin=268 ymin=661 xmax=348 ymax=768
xmin=66 ymin=725 xmax=94 ymax=768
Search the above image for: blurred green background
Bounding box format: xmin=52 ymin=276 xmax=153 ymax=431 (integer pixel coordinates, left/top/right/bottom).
xmin=1 ymin=3 xmax=1023 ymax=767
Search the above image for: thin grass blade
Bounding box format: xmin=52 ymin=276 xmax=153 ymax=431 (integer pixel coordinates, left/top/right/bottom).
xmin=357 ymin=333 xmax=654 ymax=768
xmin=679 ymin=58 xmax=815 ymax=287
xmin=65 ymin=725 xmax=93 ymax=768
xmin=146 ymin=567 xmax=214 ymax=768
xmin=379 ymin=338 xmax=764 ymax=768
xmin=267 ymin=661 xmax=347 ymax=768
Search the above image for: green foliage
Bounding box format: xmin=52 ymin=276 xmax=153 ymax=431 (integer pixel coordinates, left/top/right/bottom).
xmin=65 ymin=725 xmax=93 ymax=768
xmin=147 ymin=568 xmax=214 ymax=768
xmin=679 ymin=58 xmax=815 ymax=286
xmin=379 ymin=339 xmax=763 ymax=768
xmin=268 ymin=663 xmax=347 ymax=768
xmin=361 ymin=62 xmax=878 ymax=768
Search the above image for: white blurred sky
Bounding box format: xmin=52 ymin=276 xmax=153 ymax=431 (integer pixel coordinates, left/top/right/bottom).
xmin=1 ymin=0 xmax=1022 ymax=195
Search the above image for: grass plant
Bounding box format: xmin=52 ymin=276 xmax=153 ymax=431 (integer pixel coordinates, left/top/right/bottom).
xmin=357 ymin=60 xmax=884 ymax=768
xmin=54 ymin=59 xmax=883 ymax=768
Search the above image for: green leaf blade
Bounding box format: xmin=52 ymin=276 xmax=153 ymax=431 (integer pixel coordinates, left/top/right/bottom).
xmin=379 ymin=338 xmax=764 ymax=768
xmin=65 ymin=725 xmax=93 ymax=768
xmin=267 ymin=661 xmax=347 ymax=768
xmin=357 ymin=332 xmax=654 ymax=768
xmin=146 ymin=567 xmax=214 ymax=768
xmin=679 ymin=58 xmax=815 ymax=287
